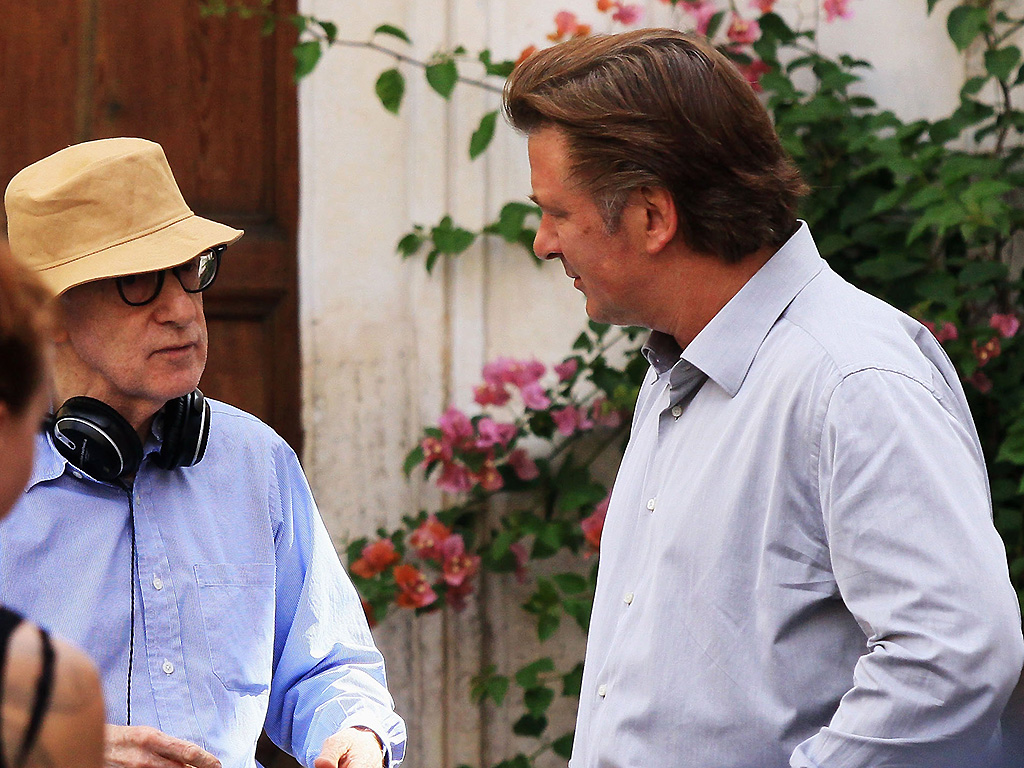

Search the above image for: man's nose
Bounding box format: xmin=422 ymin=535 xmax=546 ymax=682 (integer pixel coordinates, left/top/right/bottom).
xmin=153 ymin=273 xmax=199 ymax=324
xmin=533 ymin=216 xmax=560 ymax=261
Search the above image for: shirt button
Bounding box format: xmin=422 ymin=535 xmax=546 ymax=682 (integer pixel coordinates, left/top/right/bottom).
xmin=624 ymin=592 xmax=634 ymax=605
xmin=597 ymin=684 xmax=607 ymax=697
xmin=152 ymin=575 xmax=163 ymax=591
xmin=162 ymin=660 xmax=174 ymax=675
xmin=671 ymin=405 xmax=683 ymax=418
xmin=646 ymin=498 xmax=656 ymax=511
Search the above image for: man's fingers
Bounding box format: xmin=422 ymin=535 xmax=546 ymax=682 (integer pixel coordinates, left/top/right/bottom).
xmin=105 ymin=724 xmax=221 ymax=768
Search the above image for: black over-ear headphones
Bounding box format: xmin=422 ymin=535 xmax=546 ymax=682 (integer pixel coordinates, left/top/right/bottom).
xmin=47 ymin=389 xmax=211 ymax=483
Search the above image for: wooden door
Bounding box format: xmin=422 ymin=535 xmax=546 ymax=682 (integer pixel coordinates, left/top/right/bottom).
xmin=0 ymin=0 xmax=302 ymax=452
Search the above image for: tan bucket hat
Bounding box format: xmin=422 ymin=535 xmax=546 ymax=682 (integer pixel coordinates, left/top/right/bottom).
xmin=4 ymin=137 xmax=243 ymax=296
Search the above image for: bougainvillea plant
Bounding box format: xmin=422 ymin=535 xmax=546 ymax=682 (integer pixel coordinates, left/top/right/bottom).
xmin=206 ymin=1 xmax=1024 ymax=765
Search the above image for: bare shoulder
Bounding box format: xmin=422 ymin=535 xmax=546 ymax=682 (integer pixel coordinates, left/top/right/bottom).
xmin=2 ymin=622 xmax=104 ymax=768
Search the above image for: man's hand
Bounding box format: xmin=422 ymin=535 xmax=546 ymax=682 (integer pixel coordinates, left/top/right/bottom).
xmin=104 ymin=724 xmax=221 ymax=768
xmin=314 ymin=726 xmax=385 ymax=768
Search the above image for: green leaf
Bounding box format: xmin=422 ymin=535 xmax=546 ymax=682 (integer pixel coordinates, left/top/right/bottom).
xmin=513 ymin=713 xmax=548 ymax=737
xmin=561 ymin=663 xmax=584 ymax=696
xmin=373 ymin=23 xmax=411 ymax=43
xmin=479 ymin=49 xmax=515 ymax=78
xmin=293 ymin=40 xmax=322 ymax=80
xmin=573 ymin=332 xmax=593 ymax=352
xmin=552 ymin=733 xmax=575 ymax=759
xmin=318 ymin=20 xmax=338 ymax=43
xmin=426 ymin=58 xmax=458 ymax=99
xmin=485 ymin=202 xmax=540 ymax=243
xmin=469 ymin=110 xmax=498 ymax=159
xmin=984 ymin=46 xmax=1020 ymax=81
xmin=515 ymin=657 xmax=555 ymax=688
xmin=375 ymin=68 xmax=405 ymax=114
xmin=538 ymin=612 xmax=560 ymax=641
xmin=396 ymin=230 xmax=424 ymax=257
xmin=552 ymin=572 xmax=588 ymax=594
xmin=958 ymin=260 xmax=1007 ymax=286
xmin=946 ymin=6 xmax=989 ymax=52
xmin=403 ymin=446 xmax=424 ymax=476
xmin=523 ymin=685 xmax=555 ymax=716
xmin=705 ymin=11 xmax=726 ymax=40
xmin=431 ymin=216 xmax=477 ymax=254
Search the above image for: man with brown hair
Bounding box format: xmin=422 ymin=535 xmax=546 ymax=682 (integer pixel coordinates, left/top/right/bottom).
xmin=505 ymin=29 xmax=1024 ymax=768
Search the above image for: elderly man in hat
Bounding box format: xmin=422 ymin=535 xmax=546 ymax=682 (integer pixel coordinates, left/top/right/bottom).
xmin=0 ymin=138 xmax=406 ymax=768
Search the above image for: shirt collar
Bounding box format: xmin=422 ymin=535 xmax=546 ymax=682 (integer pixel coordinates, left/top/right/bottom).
xmin=28 ymin=413 xmax=165 ymax=490
xmin=643 ymin=222 xmax=825 ymax=397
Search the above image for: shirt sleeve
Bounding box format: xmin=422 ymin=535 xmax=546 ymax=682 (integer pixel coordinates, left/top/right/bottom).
xmin=263 ymin=441 xmax=407 ymax=767
xmin=792 ymin=367 xmax=1024 ymax=768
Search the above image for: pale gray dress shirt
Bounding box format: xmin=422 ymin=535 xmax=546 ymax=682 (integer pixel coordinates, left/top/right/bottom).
xmin=569 ymin=224 xmax=1024 ymax=768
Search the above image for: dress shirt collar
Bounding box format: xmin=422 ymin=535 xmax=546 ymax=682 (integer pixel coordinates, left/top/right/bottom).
xmin=643 ymin=221 xmax=824 ymax=397
xmin=28 ymin=413 xmax=165 ymax=489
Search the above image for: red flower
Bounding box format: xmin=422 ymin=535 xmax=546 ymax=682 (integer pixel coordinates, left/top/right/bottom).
xmin=520 ymin=381 xmax=552 ymax=410
xmin=442 ymin=550 xmax=481 ymax=588
xmin=475 ymin=418 xmax=517 ymax=449
xmin=394 ymin=564 xmax=438 ymax=609
xmin=510 ymin=541 xmax=530 ymax=584
xmin=612 ymin=3 xmax=644 ymax=24
xmin=436 ymin=461 xmax=473 ymax=494
xmin=969 ymin=371 xmax=993 ymax=394
xmin=439 ymin=407 xmax=473 ymax=442
xmin=474 ymin=381 xmax=511 ymax=406
xmin=360 ymin=598 xmax=377 ymax=629
xmin=581 ymin=495 xmax=610 ymax=553
xmin=515 ymin=46 xmax=538 ymax=68
xmin=421 ymin=435 xmax=451 ymax=464
xmin=737 ymin=59 xmax=772 ymax=91
xmin=750 ymin=0 xmax=776 ymax=12
xmin=923 ymin=319 xmax=959 ymax=344
xmin=596 ymin=0 xmax=614 ymax=10
xmin=473 ymin=459 xmax=505 ymax=492
xmin=351 ymin=538 xmax=400 ymax=578
xmin=972 ymin=337 xmax=1001 ymax=367
xmin=444 ymin=578 xmax=475 ymax=611
xmin=554 ymin=358 xmax=579 ymax=382
xmin=409 ymin=516 xmax=453 ymax=560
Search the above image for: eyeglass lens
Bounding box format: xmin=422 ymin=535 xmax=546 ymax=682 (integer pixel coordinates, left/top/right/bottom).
xmin=117 ymin=247 xmax=222 ymax=306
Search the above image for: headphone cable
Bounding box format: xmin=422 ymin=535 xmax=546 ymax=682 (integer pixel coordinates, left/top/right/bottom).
xmin=119 ymin=481 xmax=137 ymax=727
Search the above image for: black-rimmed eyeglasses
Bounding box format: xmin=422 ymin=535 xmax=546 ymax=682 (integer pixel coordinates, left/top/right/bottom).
xmin=116 ymin=245 xmax=225 ymax=307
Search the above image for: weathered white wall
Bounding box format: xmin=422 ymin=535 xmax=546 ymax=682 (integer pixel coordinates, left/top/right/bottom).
xmin=296 ymin=2 xmax=967 ymax=765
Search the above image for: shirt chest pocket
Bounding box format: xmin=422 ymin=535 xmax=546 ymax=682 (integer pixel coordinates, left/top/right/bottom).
xmin=194 ymin=563 xmax=275 ymax=695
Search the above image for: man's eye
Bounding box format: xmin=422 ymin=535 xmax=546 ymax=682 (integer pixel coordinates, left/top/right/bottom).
xmin=120 ymin=275 xmax=139 ymax=286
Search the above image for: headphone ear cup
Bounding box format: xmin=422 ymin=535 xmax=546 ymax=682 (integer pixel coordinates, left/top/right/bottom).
xmin=49 ymin=397 xmax=142 ymax=482
xmin=154 ymin=389 xmax=210 ymax=470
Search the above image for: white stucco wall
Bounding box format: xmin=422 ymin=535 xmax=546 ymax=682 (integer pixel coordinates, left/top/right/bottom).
xmin=296 ymin=2 xmax=967 ymax=764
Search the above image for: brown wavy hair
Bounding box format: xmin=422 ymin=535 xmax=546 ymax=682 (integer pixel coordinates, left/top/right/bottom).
xmin=0 ymin=242 xmax=52 ymax=415
xmin=504 ymin=29 xmax=809 ymax=262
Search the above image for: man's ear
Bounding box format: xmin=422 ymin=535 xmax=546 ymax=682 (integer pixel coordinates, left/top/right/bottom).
xmin=639 ymin=186 xmax=678 ymax=256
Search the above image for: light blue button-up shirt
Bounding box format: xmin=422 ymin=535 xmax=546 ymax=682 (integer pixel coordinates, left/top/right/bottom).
xmin=0 ymin=400 xmax=406 ymax=768
xmin=570 ymin=224 xmax=1024 ymax=768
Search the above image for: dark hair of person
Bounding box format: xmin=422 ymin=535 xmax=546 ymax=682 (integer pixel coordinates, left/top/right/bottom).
xmin=503 ymin=28 xmax=810 ymax=262
xmin=0 ymin=245 xmax=51 ymax=415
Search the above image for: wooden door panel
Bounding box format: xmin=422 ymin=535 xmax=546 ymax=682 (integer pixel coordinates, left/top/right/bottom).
xmin=0 ymin=0 xmax=301 ymax=452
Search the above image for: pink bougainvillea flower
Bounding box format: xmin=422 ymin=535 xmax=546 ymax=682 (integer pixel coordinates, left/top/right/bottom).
xmin=508 ymin=448 xmax=540 ymax=481
xmin=552 ymin=405 xmax=595 ymax=436
xmin=520 ymin=381 xmax=552 ymax=410
xmin=737 ymin=59 xmax=772 ymax=91
xmin=510 ymin=541 xmax=530 ymax=583
xmin=685 ymin=0 xmax=718 ymax=36
xmin=727 ymin=15 xmax=760 ymax=44
xmin=972 ymin=337 xmax=1001 ymax=367
xmin=409 ymin=516 xmax=453 ymax=559
xmin=750 ymin=0 xmax=776 ymax=12
xmin=581 ymin=495 xmax=610 ymax=552
xmin=350 ymin=538 xmax=400 ymax=579
xmin=823 ymin=0 xmax=852 ymax=22
xmin=990 ymin=313 xmax=1020 ymax=339
xmin=596 ymin=0 xmax=615 ymax=11
xmin=473 ymin=459 xmax=505 ymax=492
xmin=612 ymin=3 xmax=644 ymax=24
xmin=590 ymin=398 xmax=623 ymax=428
xmin=969 ymin=370 xmax=993 ymax=394
xmin=548 ymin=10 xmax=590 ymax=41
xmin=421 ymin=434 xmax=452 ymax=464
xmin=554 ymin=358 xmax=579 ymax=382
xmin=482 ymin=357 xmax=546 ymax=389
xmin=437 ymin=461 xmax=473 ymax=494
xmin=394 ymin=564 xmax=438 ymax=609
xmin=445 ymin=578 xmax=475 ymax=611
xmin=474 ymin=381 xmax=511 ymax=407
xmin=438 ymin=406 xmax=473 ymax=442
xmin=442 ymin=540 xmax=481 ymax=588
xmin=922 ymin=319 xmax=958 ymax=343
xmin=475 ymin=418 xmax=517 ymax=449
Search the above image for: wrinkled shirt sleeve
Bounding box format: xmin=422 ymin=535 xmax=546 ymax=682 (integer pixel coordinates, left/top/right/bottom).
xmin=792 ymin=368 xmax=1024 ymax=768
xmin=263 ymin=442 xmax=407 ymax=767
